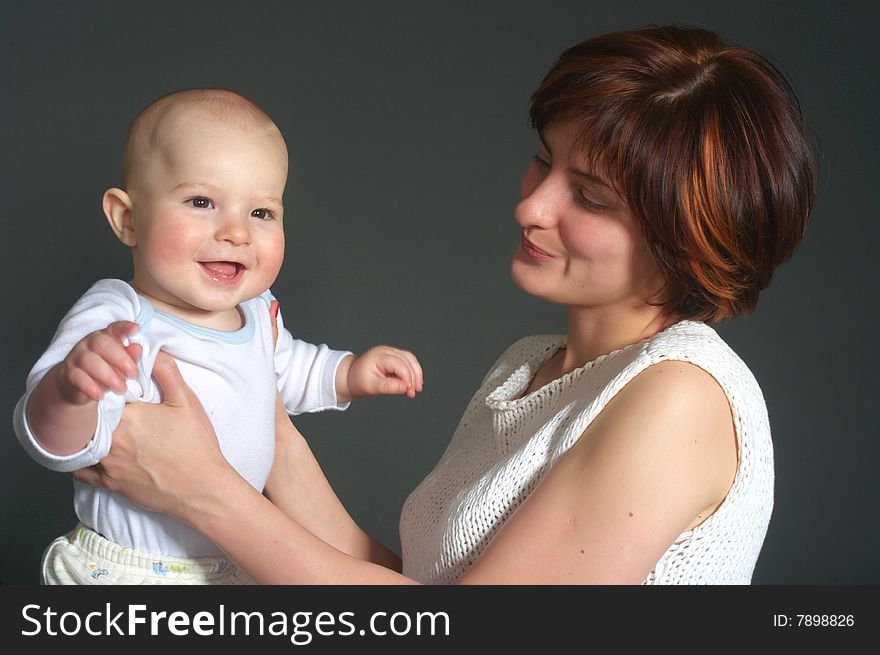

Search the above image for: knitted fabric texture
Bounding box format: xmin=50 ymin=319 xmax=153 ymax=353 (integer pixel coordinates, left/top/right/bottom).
xmin=399 ymin=321 xmax=773 ymax=584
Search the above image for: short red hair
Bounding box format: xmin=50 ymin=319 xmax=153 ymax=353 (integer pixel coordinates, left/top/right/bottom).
xmin=529 ymin=25 xmax=815 ymax=321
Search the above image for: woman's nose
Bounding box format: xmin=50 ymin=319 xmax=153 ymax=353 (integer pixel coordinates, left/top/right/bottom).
xmin=515 ymin=165 xmax=560 ymax=229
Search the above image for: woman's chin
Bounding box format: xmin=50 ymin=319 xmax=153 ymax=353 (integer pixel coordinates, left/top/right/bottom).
xmin=510 ymin=262 xmax=554 ymax=301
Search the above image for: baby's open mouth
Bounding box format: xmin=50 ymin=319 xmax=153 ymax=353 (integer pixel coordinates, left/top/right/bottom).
xmin=199 ymin=261 xmax=245 ymax=282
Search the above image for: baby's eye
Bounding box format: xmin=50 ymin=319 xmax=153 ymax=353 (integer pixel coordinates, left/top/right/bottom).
xmin=251 ymin=208 xmax=274 ymax=220
xmin=189 ymin=197 xmax=214 ymax=209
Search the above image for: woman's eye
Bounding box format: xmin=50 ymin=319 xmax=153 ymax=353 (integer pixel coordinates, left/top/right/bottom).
xmin=189 ymin=197 xmax=214 ymax=209
xmin=251 ymin=208 xmax=274 ymax=220
xmin=577 ymin=191 xmax=605 ymax=212
xmin=532 ymin=154 xmax=551 ymax=171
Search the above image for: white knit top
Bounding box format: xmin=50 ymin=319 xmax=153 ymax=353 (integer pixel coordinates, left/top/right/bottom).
xmin=399 ymin=321 xmax=774 ymax=584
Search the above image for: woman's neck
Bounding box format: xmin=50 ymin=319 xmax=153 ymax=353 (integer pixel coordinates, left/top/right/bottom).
xmin=524 ymin=304 xmax=680 ymax=397
xmin=559 ymin=304 xmax=680 ymax=375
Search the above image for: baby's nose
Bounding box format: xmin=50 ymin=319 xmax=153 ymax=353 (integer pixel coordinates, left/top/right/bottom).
xmin=216 ymin=214 xmax=252 ymax=245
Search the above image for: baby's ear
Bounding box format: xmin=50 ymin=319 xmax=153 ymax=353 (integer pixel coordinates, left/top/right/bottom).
xmin=103 ymin=188 xmax=136 ymax=246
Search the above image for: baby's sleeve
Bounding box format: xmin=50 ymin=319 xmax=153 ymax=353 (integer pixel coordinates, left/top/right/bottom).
xmin=271 ymin=301 xmax=353 ymax=415
xmin=12 ymin=279 xmax=143 ymax=472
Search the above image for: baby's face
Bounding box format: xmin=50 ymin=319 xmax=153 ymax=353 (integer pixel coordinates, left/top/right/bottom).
xmin=128 ymin=113 xmax=287 ymax=317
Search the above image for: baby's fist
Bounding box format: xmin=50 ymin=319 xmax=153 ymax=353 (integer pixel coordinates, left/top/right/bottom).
xmin=56 ymin=321 xmax=142 ymax=404
xmin=339 ymin=346 xmax=424 ymax=402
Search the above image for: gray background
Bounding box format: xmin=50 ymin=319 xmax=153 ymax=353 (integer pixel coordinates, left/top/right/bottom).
xmin=1 ymin=0 xmax=876 ymax=585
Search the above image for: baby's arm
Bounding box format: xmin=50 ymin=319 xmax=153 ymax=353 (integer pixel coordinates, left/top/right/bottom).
xmin=26 ymin=321 xmax=141 ymax=456
xmin=273 ymin=303 xmax=354 ymax=415
xmin=13 ymin=279 xmax=145 ymax=470
xmin=271 ymin=301 xmax=423 ymax=413
xmin=334 ymin=346 xmax=424 ymax=404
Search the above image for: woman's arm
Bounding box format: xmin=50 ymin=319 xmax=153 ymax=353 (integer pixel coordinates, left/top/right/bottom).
xmin=457 ymin=359 xmax=737 ymax=584
xmin=73 ymin=352 xmax=410 ymax=584
xmin=263 ymin=392 xmax=401 ymax=570
xmin=75 ymin=354 xmax=735 ymax=584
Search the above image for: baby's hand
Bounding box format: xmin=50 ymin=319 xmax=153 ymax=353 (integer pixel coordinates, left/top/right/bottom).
xmin=340 ymin=346 xmax=424 ymax=402
xmin=55 ymin=321 xmax=142 ymax=405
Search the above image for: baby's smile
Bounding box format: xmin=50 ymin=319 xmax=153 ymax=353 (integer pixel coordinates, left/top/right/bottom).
xmin=198 ymin=261 xmax=246 ymax=285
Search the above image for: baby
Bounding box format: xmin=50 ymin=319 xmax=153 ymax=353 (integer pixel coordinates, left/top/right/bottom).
xmin=13 ymin=88 xmax=423 ymax=584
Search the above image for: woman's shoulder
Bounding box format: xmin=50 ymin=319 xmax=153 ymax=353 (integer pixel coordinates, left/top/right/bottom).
xmin=640 ymin=320 xmax=757 ymax=387
xmin=622 ymin=320 xmax=770 ymax=469
xmin=620 ymin=320 xmax=768 ymax=432
xmin=601 ymin=322 xmax=740 ymax=427
xmin=614 ymin=358 xmax=732 ymax=421
xmin=645 ymin=319 xmax=724 ymax=351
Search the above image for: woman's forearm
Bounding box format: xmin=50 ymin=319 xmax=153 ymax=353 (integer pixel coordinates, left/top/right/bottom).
xmin=263 ymin=401 xmax=402 ymax=570
xmin=191 ymin=468 xmax=415 ymax=584
xmin=76 ymin=352 xmax=412 ymax=584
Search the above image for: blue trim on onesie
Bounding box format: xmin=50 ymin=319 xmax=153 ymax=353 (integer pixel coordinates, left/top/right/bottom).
xmin=134 ymin=298 xmax=153 ymax=333
xmin=136 ymin=295 xmax=255 ymax=345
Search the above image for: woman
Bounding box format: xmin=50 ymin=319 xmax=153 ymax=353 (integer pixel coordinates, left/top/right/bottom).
xmin=74 ymin=25 xmax=814 ymax=584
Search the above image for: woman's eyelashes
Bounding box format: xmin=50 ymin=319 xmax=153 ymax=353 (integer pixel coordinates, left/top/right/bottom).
xmin=532 ymin=154 xmax=607 ymax=212
xmin=532 ymin=154 xmax=551 ymax=171
xmin=577 ymin=190 xmax=606 ymax=212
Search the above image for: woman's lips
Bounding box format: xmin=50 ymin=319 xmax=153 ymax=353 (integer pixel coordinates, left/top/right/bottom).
xmin=199 ymin=261 xmax=245 ymax=285
xmin=520 ymin=235 xmax=554 ymax=261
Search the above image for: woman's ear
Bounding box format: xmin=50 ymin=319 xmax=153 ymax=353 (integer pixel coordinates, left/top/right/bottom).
xmin=103 ymin=188 xmax=137 ymax=246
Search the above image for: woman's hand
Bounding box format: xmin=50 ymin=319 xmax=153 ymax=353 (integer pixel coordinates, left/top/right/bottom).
xmin=73 ymin=351 xmax=233 ymax=522
xmin=73 ymin=350 xmax=410 ymax=583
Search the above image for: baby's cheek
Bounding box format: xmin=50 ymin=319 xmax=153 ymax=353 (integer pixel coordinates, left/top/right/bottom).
xmin=147 ymin=234 xmax=193 ymax=267
xmin=266 ymin=232 xmax=284 ymax=277
xmin=259 ymin=237 xmax=286 ymax=282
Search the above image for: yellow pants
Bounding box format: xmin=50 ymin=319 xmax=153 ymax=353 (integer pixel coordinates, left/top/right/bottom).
xmin=41 ymin=524 xmax=252 ymax=585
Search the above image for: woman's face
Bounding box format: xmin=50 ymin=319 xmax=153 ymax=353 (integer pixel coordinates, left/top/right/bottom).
xmin=510 ymin=121 xmax=665 ymax=313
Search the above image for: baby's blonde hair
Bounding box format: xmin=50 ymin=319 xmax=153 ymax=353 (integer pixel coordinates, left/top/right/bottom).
xmin=121 ymin=88 xmax=282 ymax=189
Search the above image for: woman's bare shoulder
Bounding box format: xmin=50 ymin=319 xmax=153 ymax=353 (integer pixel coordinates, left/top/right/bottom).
xmin=583 ymin=358 xmax=738 ymax=506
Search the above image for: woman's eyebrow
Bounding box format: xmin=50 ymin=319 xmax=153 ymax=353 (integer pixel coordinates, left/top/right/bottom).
xmin=568 ymin=167 xmax=613 ymax=191
xmin=538 ymin=130 xmax=613 ymax=191
xmin=537 ymin=131 xmax=552 ymax=154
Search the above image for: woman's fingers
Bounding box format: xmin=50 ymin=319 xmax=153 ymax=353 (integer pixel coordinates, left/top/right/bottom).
xmin=269 ymin=300 xmax=280 ymax=348
xmin=151 ymin=350 xmax=193 ymax=407
xmin=71 ymin=464 xmax=102 ymax=487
